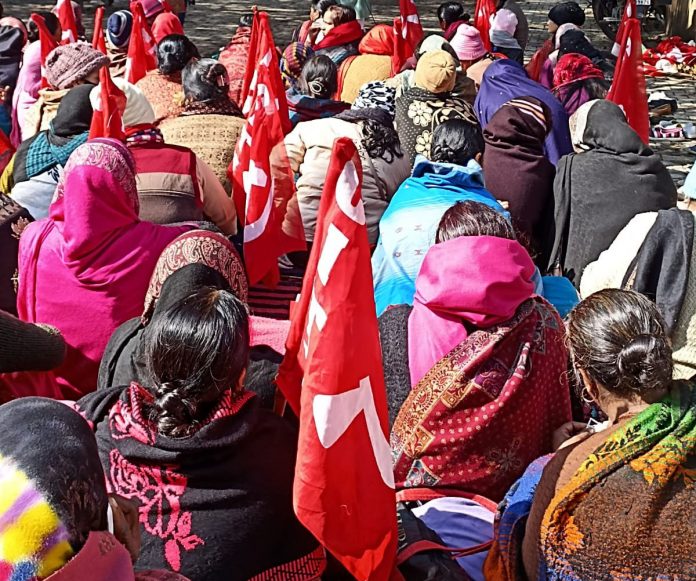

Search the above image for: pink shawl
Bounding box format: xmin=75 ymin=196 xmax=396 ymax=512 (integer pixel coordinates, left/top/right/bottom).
xmin=408 ymin=236 xmax=536 ymax=385
xmin=16 ymin=139 xmax=192 ymax=400
xmin=11 ymin=40 xmax=42 ymax=147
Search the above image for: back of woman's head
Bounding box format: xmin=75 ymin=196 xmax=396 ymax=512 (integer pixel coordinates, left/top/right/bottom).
xmin=567 ymin=289 xmax=673 ymax=399
xmin=436 ymin=200 xmax=515 ymax=243
xmin=182 ymin=57 xmax=229 ymax=103
xmin=437 ymin=1 xmax=468 ymax=27
xmin=144 ymin=287 xmax=250 ymax=438
xmin=313 ymin=0 xmax=338 ymax=16
xmin=299 ymin=55 xmax=337 ymax=99
xmin=430 ymin=119 xmax=484 ymax=166
xmin=324 ymin=4 xmax=357 ymax=25
xmin=27 ymin=12 xmax=59 ymax=43
xmin=158 ymin=34 xmax=199 ymax=75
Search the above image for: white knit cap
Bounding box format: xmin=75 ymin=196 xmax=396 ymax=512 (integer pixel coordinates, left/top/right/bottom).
xmin=89 ymin=76 xmax=156 ymax=128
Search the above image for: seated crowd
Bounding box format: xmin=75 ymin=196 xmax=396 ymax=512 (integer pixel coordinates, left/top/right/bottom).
xmin=0 ymin=0 xmax=693 ymax=580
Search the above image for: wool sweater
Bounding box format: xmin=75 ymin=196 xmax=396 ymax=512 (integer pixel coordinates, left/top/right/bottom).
xmin=160 ymin=114 xmax=244 ymax=193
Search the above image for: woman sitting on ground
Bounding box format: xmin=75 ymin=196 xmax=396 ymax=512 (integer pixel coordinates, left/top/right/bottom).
xmin=372 ymin=118 xmax=505 ymax=316
xmin=286 ymin=55 xmax=349 ymax=127
xmin=543 ymin=100 xmax=677 ymax=287
xmin=486 ymin=289 xmax=696 ymax=580
xmin=137 ymin=34 xmax=199 ymax=125
xmin=160 ymin=58 xmax=245 ymax=191
xmin=80 ymin=287 xmax=323 ymax=581
xmin=15 ymin=139 xmax=194 ymax=399
xmin=386 ymin=200 xmax=571 ymax=581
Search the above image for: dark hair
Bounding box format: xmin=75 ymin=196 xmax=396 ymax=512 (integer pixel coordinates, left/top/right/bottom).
xmin=325 ymin=4 xmax=357 ymax=25
xmin=0 ymin=4 xmax=4 ymax=19
xmin=361 ymin=119 xmax=403 ymax=162
xmin=436 ymin=200 xmax=515 ymax=243
xmin=567 ymin=289 xmax=673 ymax=399
xmin=299 ymin=55 xmax=337 ymax=99
xmin=144 ymin=287 xmax=250 ymax=438
xmin=312 ymin=0 xmax=338 ymax=15
xmin=27 ymin=12 xmax=60 ymax=43
xmin=182 ymin=57 xmax=229 ymax=103
xmin=238 ymin=13 xmax=253 ymax=28
xmin=157 ymin=34 xmax=200 ymax=75
xmin=558 ymin=77 xmax=609 ymax=104
xmin=437 ymin=2 xmax=469 ymax=27
xmin=430 ymin=119 xmax=485 ymax=166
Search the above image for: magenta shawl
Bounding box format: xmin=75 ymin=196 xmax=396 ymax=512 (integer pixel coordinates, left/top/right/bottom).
xmin=17 ymin=139 xmax=192 ymax=399
xmin=408 ymin=236 xmax=536 ymax=385
xmin=11 ymin=40 xmax=41 ymax=147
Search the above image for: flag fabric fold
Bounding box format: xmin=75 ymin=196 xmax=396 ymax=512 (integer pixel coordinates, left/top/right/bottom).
xmin=30 ymin=14 xmax=59 ymax=89
xmin=125 ymin=1 xmax=158 ymax=84
xmin=392 ymin=0 xmax=423 ymax=74
xmin=89 ymin=65 xmax=127 ymax=141
xmin=55 ymin=0 xmax=79 ymax=44
xmin=474 ymin=0 xmax=497 ymax=51
xmin=92 ymin=6 xmax=107 ymax=54
xmin=230 ymin=10 xmax=304 ymax=286
xmin=608 ymin=16 xmax=649 ymax=143
xmin=612 ymin=0 xmax=636 ymax=57
xmin=277 ymin=137 xmax=398 ymax=581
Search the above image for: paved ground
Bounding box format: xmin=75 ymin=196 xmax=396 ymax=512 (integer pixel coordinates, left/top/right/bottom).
xmin=6 ymin=0 xmax=696 ymax=187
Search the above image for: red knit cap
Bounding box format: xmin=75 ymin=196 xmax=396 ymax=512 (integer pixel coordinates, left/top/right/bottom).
xmin=553 ymin=53 xmax=604 ymax=89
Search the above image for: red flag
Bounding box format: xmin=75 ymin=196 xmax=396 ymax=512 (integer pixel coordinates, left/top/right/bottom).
xmin=125 ymin=1 xmax=157 ymax=84
xmin=607 ymin=17 xmax=649 ymax=143
xmin=89 ymin=66 xmax=127 ymax=141
xmin=399 ymin=0 xmax=423 ymax=52
xmin=55 ymin=0 xmax=79 ymax=43
xmin=30 ymin=14 xmax=59 ymax=89
xmin=474 ymin=0 xmax=496 ymax=51
xmin=612 ymin=0 xmax=636 ymax=56
xmin=230 ymin=10 xmax=304 ymax=286
xmin=92 ymin=6 xmax=107 ymax=54
xmin=277 ymin=137 xmax=398 ymax=581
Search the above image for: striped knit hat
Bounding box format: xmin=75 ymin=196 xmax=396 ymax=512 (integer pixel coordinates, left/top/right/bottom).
xmin=0 ymin=398 xmax=109 ymax=581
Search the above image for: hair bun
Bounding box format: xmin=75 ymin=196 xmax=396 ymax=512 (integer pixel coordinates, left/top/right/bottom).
xmin=616 ymin=334 xmax=671 ymax=393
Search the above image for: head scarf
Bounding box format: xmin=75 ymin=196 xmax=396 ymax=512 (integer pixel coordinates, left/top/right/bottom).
xmin=336 ymin=80 xmax=396 ymax=125
xmin=0 ymin=25 xmax=24 ymax=92
xmin=545 ymin=99 xmax=677 ymax=285
xmin=280 ymin=42 xmax=314 ymax=89
xmin=554 ymin=22 xmax=579 ymax=49
xmin=107 ymin=10 xmax=133 ymax=48
xmin=558 ymin=29 xmax=602 ymax=60
xmin=552 ymin=53 xmax=604 ymax=88
xmin=142 ymin=229 xmax=248 ymax=322
xmin=548 ymin=1 xmax=586 ymax=26
xmin=151 ymin=12 xmax=184 ymax=44
xmin=16 ymin=139 xmax=193 ymax=398
xmin=358 ymin=23 xmax=393 ymax=55
xmin=0 ymin=17 xmax=28 ymax=45
xmin=482 ymin=97 xmax=555 ymax=250
xmin=0 ymin=397 xmax=108 ymax=579
xmin=474 ymin=59 xmax=572 ymax=165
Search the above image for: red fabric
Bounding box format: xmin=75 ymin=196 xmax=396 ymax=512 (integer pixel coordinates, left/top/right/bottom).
xmin=151 ymin=12 xmax=184 ymax=44
xmin=277 ymin=138 xmax=398 ymax=581
xmin=399 ymin=0 xmax=424 ymax=53
xmin=359 ymin=23 xmax=393 ymax=55
xmin=552 ymin=53 xmax=604 ymax=88
xmin=56 ymin=0 xmax=79 ymax=44
xmin=444 ymin=19 xmax=468 ymax=41
xmin=313 ymin=20 xmax=364 ymax=51
xmin=392 ymin=19 xmax=411 ymax=76
xmin=408 ymin=236 xmax=536 ymax=386
xmin=612 ymin=0 xmax=636 ymax=56
xmin=29 ymin=14 xmax=59 ymax=89
xmin=230 ymin=11 xmax=303 ymax=286
xmin=608 ymin=17 xmax=649 ymax=143
xmin=126 ymin=1 xmax=157 ymax=84
xmin=526 ymin=37 xmax=553 ymax=81
xmin=89 ymin=64 xmax=127 ymax=141
xmin=218 ymin=26 xmax=251 ymax=106
xmin=0 ymin=131 xmax=14 ymax=175
xmin=474 ymin=0 xmax=496 ymax=52
xmin=92 ymin=6 xmax=107 ymax=54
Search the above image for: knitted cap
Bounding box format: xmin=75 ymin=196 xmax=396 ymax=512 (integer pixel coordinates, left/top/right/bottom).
xmin=107 ymin=10 xmax=133 ymax=49
xmin=414 ymin=50 xmax=457 ymax=93
xmin=90 ymin=76 xmax=156 ymax=127
xmin=548 ymin=1 xmax=586 ymax=26
xmin=449 ymin=25 xmax=486 ymax=62
xmin=45 ymin=42 xmax=110 ymax=90
xmin=352 ymin=81 xmax=396 ymax=119
xmin=138 ymin=0 xmax=166 ymax=18
xmin=491 ymin=9 xmax=518 ymax=36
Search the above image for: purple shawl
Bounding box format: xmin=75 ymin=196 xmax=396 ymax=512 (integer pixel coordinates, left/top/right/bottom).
xmin=474 ymin=59 xmax=572 ymax=165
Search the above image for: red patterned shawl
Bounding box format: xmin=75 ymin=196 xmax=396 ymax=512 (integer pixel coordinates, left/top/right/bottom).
xmin=391 ymin=297 xmax=571 ymax=501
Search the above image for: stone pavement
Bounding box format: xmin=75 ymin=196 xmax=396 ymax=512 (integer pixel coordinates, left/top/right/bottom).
xmin=6 ymin=0 xmax=696 ymax=187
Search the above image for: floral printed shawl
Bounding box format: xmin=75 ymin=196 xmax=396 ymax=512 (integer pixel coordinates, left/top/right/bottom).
xmin=391 ymin=297 xmax=572 ymax=502
xmin=539 ymin=381 xmax=696 ymax=580
xmin=395 ymin=86 xmax=478 ymax=167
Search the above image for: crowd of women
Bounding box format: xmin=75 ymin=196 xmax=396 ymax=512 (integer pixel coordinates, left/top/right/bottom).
xmin=0 ymin=0 xmax=693 ymax=579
